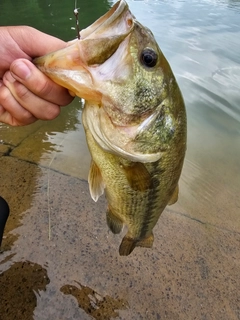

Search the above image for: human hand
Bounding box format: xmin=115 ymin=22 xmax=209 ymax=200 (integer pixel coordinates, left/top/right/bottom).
xmin=0 ymin=26 xmax=74 ymax=126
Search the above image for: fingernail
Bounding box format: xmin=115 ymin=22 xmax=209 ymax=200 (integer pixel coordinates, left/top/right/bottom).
xmin=11 ymin=61 xmax=31 ymax=80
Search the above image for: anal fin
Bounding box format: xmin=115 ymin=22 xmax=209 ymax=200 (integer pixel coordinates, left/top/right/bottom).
xmin=88 ymin=160 xmax=105 ymax=202
xmin=106 ymin=208 xmax=123 ymax=234
xmin=119 ymin=233 xmax=154 ymax=256
xmin=168 ymin=184 xmax=179 ymax=205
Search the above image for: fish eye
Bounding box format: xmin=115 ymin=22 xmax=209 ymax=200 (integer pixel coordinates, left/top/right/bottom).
xmin=140 ymin=48 xmax=158 ymax=68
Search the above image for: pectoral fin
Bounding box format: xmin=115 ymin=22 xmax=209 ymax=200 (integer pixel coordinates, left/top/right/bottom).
xmin=119 ymin=233 xmax=154 ymax=256
xmin=122 ymin=162 xmax=151 ymax=192
xmin=88 ymin=160 xmax=105 ymax=202
xmin=168 ymin=184 xmax=179 ymax=205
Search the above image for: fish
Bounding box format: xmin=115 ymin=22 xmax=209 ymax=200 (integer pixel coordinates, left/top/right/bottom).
xmin=34 ymin=0 xmax=187 ymax=256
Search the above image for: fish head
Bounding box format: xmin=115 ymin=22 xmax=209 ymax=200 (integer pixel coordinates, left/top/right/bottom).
xmin=34 ymin=0 xmax=185 ymax=162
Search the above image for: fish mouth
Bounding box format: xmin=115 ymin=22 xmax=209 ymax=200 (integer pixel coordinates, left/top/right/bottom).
xmin=33 ymin=0 xmax=134 ymax=102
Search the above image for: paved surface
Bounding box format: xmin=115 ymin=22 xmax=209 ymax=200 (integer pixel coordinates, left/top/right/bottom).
xmin=0 ymin=102 xmax=239 ymax=320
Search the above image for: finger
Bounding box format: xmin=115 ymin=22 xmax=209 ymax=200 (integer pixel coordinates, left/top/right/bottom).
xmin=3 ymin=71 xmax=61 ymax=121
xmin=10 ymin=59 xmax=73 ymax=106
xmin=0 ymin=81 xmax=36 ymax=126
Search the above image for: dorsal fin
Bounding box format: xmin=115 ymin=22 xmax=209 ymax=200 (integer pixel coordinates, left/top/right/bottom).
xmin=88 ymin=160 xmax=105 ymax=202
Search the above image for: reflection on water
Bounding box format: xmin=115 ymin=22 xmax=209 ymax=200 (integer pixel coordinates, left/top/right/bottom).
xmin=0 ymin=0 xmax=240 ymax=319
xmin=61 ymin=282 xmax=129 ymax=319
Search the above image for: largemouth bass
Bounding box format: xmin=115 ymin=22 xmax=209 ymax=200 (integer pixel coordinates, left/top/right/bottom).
xmin=34 ymin=0 xmax=187 ymax=256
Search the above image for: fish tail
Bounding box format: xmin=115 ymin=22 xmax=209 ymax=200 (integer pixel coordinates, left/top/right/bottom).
xmin=106 ymin=207 xmax=123 ymax=234
xmin=119 ymin=233 xmax=154 ymax=256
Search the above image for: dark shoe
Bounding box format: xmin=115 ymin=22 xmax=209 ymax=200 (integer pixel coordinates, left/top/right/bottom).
xmin=0 ymin=196 xmax=10 ymax=249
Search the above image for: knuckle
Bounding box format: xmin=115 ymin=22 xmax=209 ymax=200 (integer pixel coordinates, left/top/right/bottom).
xmin=0 ymin=85 xmax=12 ymax=104
xmin=43 ymin=105 xmax=60 ymax=120
xmin=0 ymin=86 xmax=35 ymax=126
xmin=14 ymin=82 xmax=31 ymax=101
xmin=36 ymin=79 xmax=54 ymax=97
xmin=1 ymin=80 xmax=31 ymax=105
xmin=21 ymin=109 xmax=34 ymax=121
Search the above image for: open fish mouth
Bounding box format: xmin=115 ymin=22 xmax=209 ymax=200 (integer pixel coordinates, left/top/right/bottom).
xmin=33 ymin=0 xmax=134 ymax=102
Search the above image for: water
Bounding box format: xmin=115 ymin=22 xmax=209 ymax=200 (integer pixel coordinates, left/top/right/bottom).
xmin=0 ymin=0 xmax=240 ymax=319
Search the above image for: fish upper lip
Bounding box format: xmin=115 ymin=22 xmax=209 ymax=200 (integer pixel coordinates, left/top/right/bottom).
xmin=79 ymin=0 xmax=134 ymax=40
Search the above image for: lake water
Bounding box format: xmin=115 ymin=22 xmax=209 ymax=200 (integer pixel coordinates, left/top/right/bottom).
xmin=0 ymin=1 xmax=240 ymax=319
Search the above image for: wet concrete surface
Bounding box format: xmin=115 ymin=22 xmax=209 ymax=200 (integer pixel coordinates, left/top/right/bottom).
xmin=0 ymin=104 xmax=240 ymax=320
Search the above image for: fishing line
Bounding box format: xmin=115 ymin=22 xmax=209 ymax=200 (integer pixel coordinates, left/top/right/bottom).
xmin=74 ymin=0 xmax=80 ymax=39
xmin=47 ymin=137 xmax=66 ymax=240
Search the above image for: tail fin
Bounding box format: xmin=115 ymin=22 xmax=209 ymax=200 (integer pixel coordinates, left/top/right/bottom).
xmin=119 ymin=233 xmax=154 ymax=256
